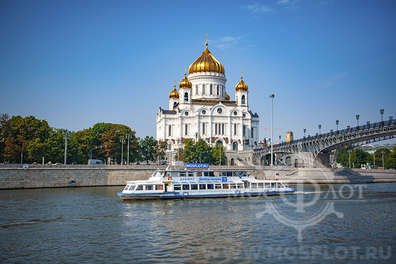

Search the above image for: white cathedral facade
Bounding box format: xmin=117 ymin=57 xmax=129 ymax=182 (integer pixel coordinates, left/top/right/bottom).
xmin=156 ymin=39 xmax=259 ymax=156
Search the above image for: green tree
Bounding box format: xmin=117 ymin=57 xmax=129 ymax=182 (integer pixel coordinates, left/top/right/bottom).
xmin=386 ymin=145 xmax=396 ymax=169
xmin=155 ymin=140 xmax=168 ymax=163
xmin=350 ymin=148 xmax=372 ymax=168
xmin=336 ymin=148 xmax=349 ymax=167
xmin=212 ymin=142 xmax=226 ymax=165
xmin=139 ymin=136 xmax=157 ymax=163
xmin=2 ymin=115 xmax=51 ymax=163
xmin=183 ymin=139 xmax=195 ymax=163
xmin=195 ymin=139 xmax=213 ymax=163
xmin=373 ymin=147 xmax=391 ymax=168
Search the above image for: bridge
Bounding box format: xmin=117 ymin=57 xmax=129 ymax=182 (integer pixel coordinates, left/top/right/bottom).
xmin=252 ymin=119 xmax=396 ymax=167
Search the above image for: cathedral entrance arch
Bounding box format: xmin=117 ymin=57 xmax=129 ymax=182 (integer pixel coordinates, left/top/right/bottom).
xmin=232 ymin=142 xmax=238 ymax=151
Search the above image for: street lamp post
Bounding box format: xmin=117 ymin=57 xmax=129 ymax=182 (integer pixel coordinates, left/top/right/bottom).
xmin=348 ymin=149 xmax=352 ymax=168
xmin=336 ymin=120 xmax=339 ymax=131
xmin=269 ymin=93 xmax=275 ymax=167
xmin=64 ymin=132 xmax=70 ymax=165
xmin=120 ymin=138 xmax=125 ymax=165
xmin=382 ymin=150 xmax=385 ymax=169
xmin=127 ymin=134 xmax=130 ymax=165
xmin=279 ymin=135 xmax=281 ymax=143
xmin=373 ymin=152 xmax=376 ymax=168
xmin=356 ymin=114 xmax=360 ymax=127
xmin=303 ymin=128 xmax=306 ymax=138
xmin=380 ymin=109 xmax=384 ymax=122
xmin=318 ymin=124 xmax=322 ymax=135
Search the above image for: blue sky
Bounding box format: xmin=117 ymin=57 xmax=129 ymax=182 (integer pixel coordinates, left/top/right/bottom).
xmin=1 ymin=0 xmax=395 ymax=141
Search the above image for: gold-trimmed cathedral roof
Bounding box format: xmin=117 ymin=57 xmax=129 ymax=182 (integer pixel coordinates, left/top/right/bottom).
xmin=235 ymin=72 xmax=248 ymax=91
xmin=169 ymin=85 xmax=179 ymax=99
xmin=188 ymin=37 xmax=225 ymax=75
xmin=179 ymin=73 xmax=192 ymax=88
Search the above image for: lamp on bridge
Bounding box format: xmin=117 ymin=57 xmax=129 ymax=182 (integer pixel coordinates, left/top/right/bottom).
xmin=380 ymin=109 xmax=384 ymax=122
xmin=336 ymin=120 xmax=339 ymax=131
xmin=303 ymin=128 xmax=306 ymax=138
xmin=318 ymin=124 xmax=322 ymax=134
xmin=269 ymin=93 xmax=275 ymax=167
xmin=356 ymin=114 xmax=360 ymax=127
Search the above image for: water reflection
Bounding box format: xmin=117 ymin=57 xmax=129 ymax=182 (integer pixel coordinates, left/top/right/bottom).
xmin=0 ymin=185 xmax=395 ymax=263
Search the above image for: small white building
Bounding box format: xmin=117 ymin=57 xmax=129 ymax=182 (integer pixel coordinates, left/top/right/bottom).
xmin=156 ymin=39 xmax=260 ymax=155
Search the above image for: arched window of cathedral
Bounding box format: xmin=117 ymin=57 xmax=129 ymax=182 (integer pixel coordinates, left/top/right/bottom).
xmin=202 ymin=84 xmax=205 ymax=95
xmin=241 ymin=95 xmax=246 ymax=104
xmin=173 ymin=102 xmax=177 ymax=108
xmin=217 ymin=108 xmax=222 ymax=114
xmin=202 ymin=110 xmax=206 ymax=115
xmin=195 ymin=85 xmax=198 ymax=95
xmin=217 ymin=85 xmax=219 ymax=95
xmin=184 ymin=92 xmax=188 ymax=102
xmin=210 ymin=84 xmax=213 ymax=95
xmin=233 ymin=111 xmax=237 ymax=116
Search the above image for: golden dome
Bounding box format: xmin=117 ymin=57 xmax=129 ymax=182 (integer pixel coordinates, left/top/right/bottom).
xmin=179 ymin=73 xmax=192 ymax=88
xmin=169 ymin=85 xmax=179 ymax=99
xmin=225 ymin=92 xmax=230 ymax=100
xmin=235 ymin=72 xmax=248 ymax=91
xmin=188 ymin=38 xmax=225 ymax=75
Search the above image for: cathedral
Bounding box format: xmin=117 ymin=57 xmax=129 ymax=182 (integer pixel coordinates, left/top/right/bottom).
xmin=156 ymin=38 xmax=259 ymax=157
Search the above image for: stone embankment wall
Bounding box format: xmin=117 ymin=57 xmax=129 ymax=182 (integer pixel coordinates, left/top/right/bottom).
xmin=253 ymin=167 xmax=396 ymax=184
xmin=1 ymin=166 xmax=396 ymax=190
xmin=0 ymin=166 xmax=163 ymax=189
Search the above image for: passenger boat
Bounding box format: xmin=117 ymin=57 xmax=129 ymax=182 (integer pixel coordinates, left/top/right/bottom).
xmin=117 ymin=168 xmax=294 ymax=200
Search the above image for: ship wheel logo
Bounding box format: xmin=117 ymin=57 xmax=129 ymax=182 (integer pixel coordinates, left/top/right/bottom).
xmin=256 ymin=155 xmax=344 ymax=241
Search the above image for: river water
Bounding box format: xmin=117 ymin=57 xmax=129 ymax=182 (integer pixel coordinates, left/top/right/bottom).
xmin=1 ymin=183 xmax=395 ymax=263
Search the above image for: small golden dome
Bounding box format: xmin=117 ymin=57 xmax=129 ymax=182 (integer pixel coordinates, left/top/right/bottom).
xmin=188 ymin=37 xmax=225 ymax=75
xmin=225 ymin=92 xmax=230 ymax=100
xmin=235 ymin=72 xmax=248 ymax=91
xmin=179 ymin=73 xmax=192 ymax=88
xmin=169 ymin=86 xmax=179 ymax=99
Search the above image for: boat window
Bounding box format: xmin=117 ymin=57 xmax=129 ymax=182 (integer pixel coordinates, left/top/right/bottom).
xmin=136 ymin=185 xmax=143 ymax=191
xmin=237 ymin=183 xmax=244 ymax=189
xmin=223 ymin=184 xmax=229 ymax=189
xmin=124 ymin=185 xmax=130 ymax=191
xmin=196 ymin=172 xmax=202 ymax=176
xmin=258 ymin=183 xmax=264 ymax=188
xmin=271 ymin=183 xmax=275 ymax=188
xmin=207 ymin=184 xmax=214 ymax=189
xmin=145 ymin=185 xmax=153 ymax=191
xmin=128 ymin=185 xmax=136 ymax=191
xmin=199 ymin=184 xmax=206 ymax=190
xmin=215 ymin=184 xmax=222 ymax=189
xmin=174 ymin=185 xmax=181 ymax=191
xmin=227 ymin=171 xmax=233 ymax=177
xmin=179 ymin=172 xmax=186 ymax=177
xmin=182 ymin=184 xmax=190 ymax=190
xmin=252 ymin=183 xmax=258 ymax=189
xmin=155 ymin=185 xmax=163 ymax=190
xmin=208 ymin=171 xmax=214 ymax=176
xmin=188 ymin=172 xmax=194 ymax=177
xmin=191 ymin=184 xmax=198 ymax=190
xmin=230 ymin=184 xmax=237 ymax=189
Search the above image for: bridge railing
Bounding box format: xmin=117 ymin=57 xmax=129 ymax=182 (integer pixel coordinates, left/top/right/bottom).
xmin=255 ymin=119 xmax=396 ymax=151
